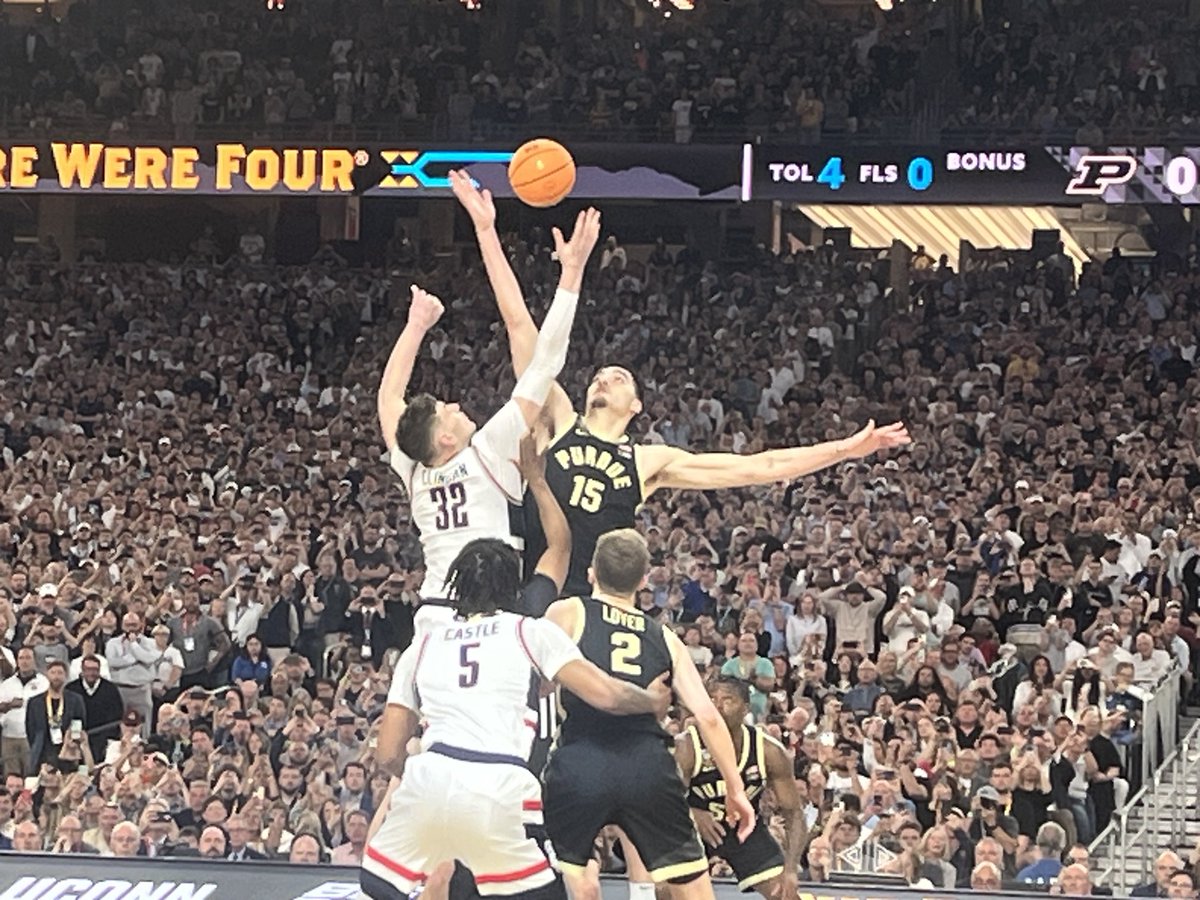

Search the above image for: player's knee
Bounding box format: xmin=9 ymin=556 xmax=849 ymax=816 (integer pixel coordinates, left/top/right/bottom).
xmin=665 ymin=870 xmax=704 ymax=887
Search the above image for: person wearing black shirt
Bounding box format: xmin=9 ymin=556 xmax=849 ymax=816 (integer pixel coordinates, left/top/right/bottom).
xmin=1082 ymin=707 xmax=1122 ymax=831
xmin=342 ymin=585 xmax=414 ymax=666
xmin=65 ymin=656 xmax=124 ymax=762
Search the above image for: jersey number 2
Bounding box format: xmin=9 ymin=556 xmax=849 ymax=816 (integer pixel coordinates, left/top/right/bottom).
xmin=610 ymin=632 xmax=642 ymax=676
xmin=432 ymin=483 xmax=469 ymax=530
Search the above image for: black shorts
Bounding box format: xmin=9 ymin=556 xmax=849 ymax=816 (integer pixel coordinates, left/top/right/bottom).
xmin=543 ymin=737 xmax=707 ymax=884
xmin=707 ymin=819 xmax=785 ymax=893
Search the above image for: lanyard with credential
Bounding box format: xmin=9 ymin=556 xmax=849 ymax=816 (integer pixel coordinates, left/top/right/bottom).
xmin=46 ymin=692 xmax=64 ymax=727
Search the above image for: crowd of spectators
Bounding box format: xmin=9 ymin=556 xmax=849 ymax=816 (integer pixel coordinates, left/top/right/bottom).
xmin=0 ymin=215 xmax=1199 ymax=897
xmin=948 ymin=0 xmax=1200 ymax=142
xmin=9 ymin=0 xmax=1200 ymax=146
xmin=0 ymin=0 xmax=933 ymax=142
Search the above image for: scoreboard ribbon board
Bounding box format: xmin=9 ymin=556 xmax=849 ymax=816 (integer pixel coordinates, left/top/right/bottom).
xmin=746 ymin=144 xmax=1200 ymax=205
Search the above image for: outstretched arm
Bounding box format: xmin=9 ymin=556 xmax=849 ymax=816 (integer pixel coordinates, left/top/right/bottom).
xmin=640 ymin=419 xmax=912 ymax=494
xmin=377 ymin=286 xmax=444 ymax=451
xmin=451 ymin=170 xmax=586 ymax=433
xmin=666 ymin=628 xmax=756 ymax=841
xmin=450 ymin=170 xmax=535 ymax=373
xmin=506 ymin=207 xmax=601 ymax=428
xmin=519 ymin=431 xmax=570 ymax=592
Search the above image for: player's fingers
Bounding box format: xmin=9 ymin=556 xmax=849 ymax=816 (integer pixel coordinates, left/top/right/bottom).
xmin=573 ymin=209 xmax=587 ymax=235
xmin=482 ymin=188 xmax=493 ymax=205
xmin=551 ymin=227 xmax=565 ymax=250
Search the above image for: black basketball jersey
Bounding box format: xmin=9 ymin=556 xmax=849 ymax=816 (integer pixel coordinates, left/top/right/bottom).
xmin=559 ymin=597 xmax=672 ymax=745
xmin=683 ymin=723 xmax=771 ymax=817
xmin=523 ymin=418 xmax=643 ymax=597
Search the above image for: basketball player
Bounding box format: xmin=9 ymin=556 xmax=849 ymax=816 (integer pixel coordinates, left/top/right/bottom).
xmin=450 ymin=172 xmax=911 ymax=596
xmin=541 ymin=529 xmax=756 ymax=900
xmin=363 ymin=538 xmax=671 ymax=900
xmin=376 ymin=207 xmax=600 ymax=624
xmin=675 ymin=677 xmax=806 ymax=900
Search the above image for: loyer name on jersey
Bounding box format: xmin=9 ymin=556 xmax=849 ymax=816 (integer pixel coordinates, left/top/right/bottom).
xmin=601 ymin=604 xmax=646 ymax=633
xmin=553 ymin=445 xmax=634 ymax=490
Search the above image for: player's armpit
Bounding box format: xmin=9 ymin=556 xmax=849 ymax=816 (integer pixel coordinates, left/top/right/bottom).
xmin=545 ymin=597 xmax=585 ymax=642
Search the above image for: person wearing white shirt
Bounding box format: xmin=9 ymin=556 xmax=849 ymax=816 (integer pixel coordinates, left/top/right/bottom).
xmin=105 ymin=612 xmax=159 ymax=736
xmin=226 ymin=579 xmax=265 ymax=648
xmin=883 ymin=587 xmax=930 ymax=654
xmin=0 ymin=647 xmax=49 ymax=776
xmin=1130 ymin=631 xmax=1173 ymax=685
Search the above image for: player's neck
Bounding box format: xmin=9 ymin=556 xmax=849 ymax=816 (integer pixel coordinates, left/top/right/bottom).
xmin=593 ymin=590 xmax=636 ymax=609
xmin=582 ymin=408 xmax=630 ymax=443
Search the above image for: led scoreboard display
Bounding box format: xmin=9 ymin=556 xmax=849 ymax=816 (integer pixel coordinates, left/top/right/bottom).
xmin=748 ymin=145 xmax=1200 ymax=205
xmin=750 ymin=146 xmax=1065 ymax=204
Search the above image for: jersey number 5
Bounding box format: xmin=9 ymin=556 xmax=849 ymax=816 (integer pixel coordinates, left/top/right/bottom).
xmin=568 ymin=475 xmax=605 ymax=513
xmin=432 ymin=483 xmax=469 ymax=530
xmin=610 ymin=632 xmax=642 ymax=676
xmin=459 ymin=642 xmax=480 ymax=688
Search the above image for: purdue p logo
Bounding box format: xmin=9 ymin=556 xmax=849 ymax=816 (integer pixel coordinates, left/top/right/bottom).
xmin=1066 ymin=154 xmax=1137 ymax=195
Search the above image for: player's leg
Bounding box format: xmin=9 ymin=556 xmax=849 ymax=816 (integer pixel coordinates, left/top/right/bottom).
xmin=610 ymin=740 xmax=710 ymax=896
xmin=363 ymin=755 xmax=449 ymax=899
xmin=713 ymin=824 xmax=787 ymax=899
xmin=611 ymin=827 xmax=658 ymax=900
xmin=463 ymin=764 xmax=561 ymax=899
xmin=543 ymin=744 xmax=615 ymax=900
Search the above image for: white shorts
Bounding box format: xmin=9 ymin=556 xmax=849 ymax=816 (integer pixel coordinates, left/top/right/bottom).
xmin=364 ymin=748 xmax=554 ymax=896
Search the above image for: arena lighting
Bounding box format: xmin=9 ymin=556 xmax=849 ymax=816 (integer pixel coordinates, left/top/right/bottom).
xmin=798 ymin=204 xmax=1088 ymax=271
xmin=461 ymin=0 xmax=483 ymax=8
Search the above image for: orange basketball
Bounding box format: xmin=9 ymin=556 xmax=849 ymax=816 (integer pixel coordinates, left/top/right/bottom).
xmin=508 ymin=139 xmax=576 ymax=208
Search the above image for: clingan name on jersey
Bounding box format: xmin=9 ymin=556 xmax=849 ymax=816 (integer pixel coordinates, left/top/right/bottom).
xmin=553 ymin=444 xmax=633 ymax=490
xmin=419 ymin=462 xmax=469 ymax=486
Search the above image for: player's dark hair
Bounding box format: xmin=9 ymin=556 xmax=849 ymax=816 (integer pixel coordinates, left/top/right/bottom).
xmin=591 ymin=529 xmax=650 ymax=596
xmin=712 ymin=675 xmax=751 ymax=705
xmin=444 ymin=539 xmax=521 ymax=617
xmin=395 ymin=394 xmax=440 ymax=465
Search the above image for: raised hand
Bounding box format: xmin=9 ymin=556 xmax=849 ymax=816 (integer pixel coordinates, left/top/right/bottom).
xmin=838 ymin=420 xmax=912 ymax=460
xmin=406 ymin=284 xmax=444 ymax=333
xmin=553 ymin=208 xmax=602 ymax=273
xmin=449 ymin=169 xmax=496 ymax=233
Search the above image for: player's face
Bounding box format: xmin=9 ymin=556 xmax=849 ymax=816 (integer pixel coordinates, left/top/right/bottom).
xmin=710 ymin=686 xmax=749 ymax=729
xmin=586 ymin=367 xmax=642 ymax=417
xmin=435 ymin=400 xmax=476 ymax=450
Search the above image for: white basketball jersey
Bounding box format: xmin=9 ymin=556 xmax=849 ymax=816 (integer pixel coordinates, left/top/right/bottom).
xmin=390 ymin=400 xmax=526 ymax=598
xmin=387 ymin=612 xmax=581 ymax=759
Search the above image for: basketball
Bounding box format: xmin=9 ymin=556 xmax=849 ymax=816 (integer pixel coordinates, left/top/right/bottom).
xmin=508 ymin=139 xmax=576 ymax=208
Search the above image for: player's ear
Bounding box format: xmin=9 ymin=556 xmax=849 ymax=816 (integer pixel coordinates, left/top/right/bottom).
xmin=587 ymin=567 xmax=596 ymax=587
xmin=630 ymin=397 xmax=643 ymax=417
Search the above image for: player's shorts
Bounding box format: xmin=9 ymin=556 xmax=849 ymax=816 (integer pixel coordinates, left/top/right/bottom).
xmin=543 ymin=736 xmax=707 ymax=884
xmin=364 ymin=744 xmax=557 ymax=897
xmin=707 ymin=819 xmax=785 ymax=893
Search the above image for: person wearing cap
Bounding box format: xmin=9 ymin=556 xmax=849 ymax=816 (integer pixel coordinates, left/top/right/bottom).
xmin=105 ymin=612 xmax=158 ymax=738
xmin=968 ymin=785 xmax=1019 ymax=867
xmin=818 ymin=581 xmax=886 ymax=655
xmin=25 ymin=659 xmax=87 ymax=771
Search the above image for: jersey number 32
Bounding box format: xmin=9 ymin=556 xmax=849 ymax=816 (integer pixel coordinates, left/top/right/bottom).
xmin=431 ymin=483 xmax=469 ymax=530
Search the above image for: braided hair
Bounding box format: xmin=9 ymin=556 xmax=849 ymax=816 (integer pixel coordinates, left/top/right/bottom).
xmin=443 ymin=539 xmax=522 ymax=617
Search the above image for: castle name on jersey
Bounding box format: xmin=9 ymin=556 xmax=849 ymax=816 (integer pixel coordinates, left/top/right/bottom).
xmin=419 ymin=462 xmax=470 ymax=486
xmin=441 ymin=620 xmax=500 ymax=641
xmin=553 ymin=444 xmax=634 ymax=490
xmin=601 ymin=604 xmax=646 ymax=633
